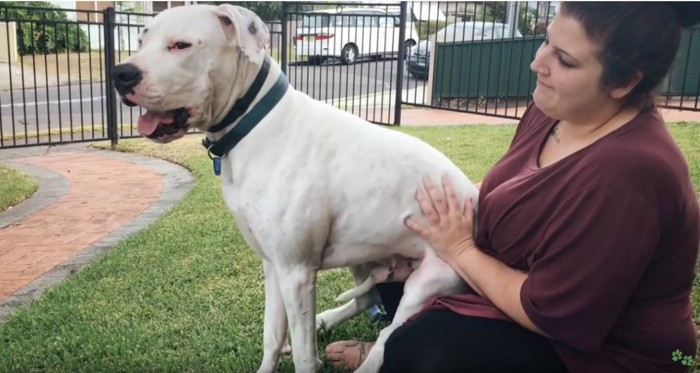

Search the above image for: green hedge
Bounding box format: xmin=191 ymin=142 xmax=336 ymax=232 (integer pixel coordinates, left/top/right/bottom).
xmin=1 ymin=1 xmax=88 ymax=55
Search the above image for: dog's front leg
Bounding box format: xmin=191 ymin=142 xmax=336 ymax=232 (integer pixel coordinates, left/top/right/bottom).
xmin=278 ymin=265 xmax=322 ymax=372
xmin=258 ymin=260 xmax=289 ymax=373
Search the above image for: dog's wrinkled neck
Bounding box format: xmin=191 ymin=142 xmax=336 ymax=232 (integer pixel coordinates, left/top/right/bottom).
xmin=209 ymin=53 xmax=266 ymax=131
xmin=202 ymin=70 xmax=287 ymax=160
xmin=208 ymin=56 xmax=271 ymax=134
xmin=207 ymin=56 xmax=284 ymax=142
xmin=200 ymin=64 xmax=288 ymax=176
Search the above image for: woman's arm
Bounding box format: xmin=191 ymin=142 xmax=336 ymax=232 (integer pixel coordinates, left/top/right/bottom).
xmin=405 ymin=175 xmax=545 ymax=336
xmin=448 ymin=245 xmax=545 ymax=336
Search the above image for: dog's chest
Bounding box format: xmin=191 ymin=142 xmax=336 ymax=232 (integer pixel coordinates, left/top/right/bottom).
xmin=221 ymin=184 xmax=266 ymax=256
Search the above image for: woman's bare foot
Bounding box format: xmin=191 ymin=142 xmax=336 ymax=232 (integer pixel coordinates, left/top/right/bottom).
xmin=325 ymin=340 xmax=375 ymax=370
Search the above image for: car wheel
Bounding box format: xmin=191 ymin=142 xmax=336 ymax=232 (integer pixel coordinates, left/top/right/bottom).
xmin=341 ymin=44 xmax=358 ymax=65
xmin=403 ymin=39 xmax=416 ymax=59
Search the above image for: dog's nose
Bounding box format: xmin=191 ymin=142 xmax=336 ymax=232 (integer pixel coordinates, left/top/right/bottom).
xmin=111 ymin=63 xmax=143 ymax=95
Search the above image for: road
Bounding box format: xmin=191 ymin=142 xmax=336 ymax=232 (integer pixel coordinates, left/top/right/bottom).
xmin=0 ymin=59 xmax=426 ymax=142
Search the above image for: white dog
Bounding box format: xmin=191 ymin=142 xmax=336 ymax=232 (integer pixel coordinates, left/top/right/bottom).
xmin=111 ymin=4 xmax=477 ymax=372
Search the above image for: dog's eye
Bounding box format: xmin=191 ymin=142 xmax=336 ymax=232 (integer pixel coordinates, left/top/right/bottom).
xmin=170 ymin=42 xmax=192 ymax=51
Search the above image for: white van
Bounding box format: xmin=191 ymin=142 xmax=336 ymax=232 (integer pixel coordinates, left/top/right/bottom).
xmin=295 ymin=8 xmax=420 ymax=65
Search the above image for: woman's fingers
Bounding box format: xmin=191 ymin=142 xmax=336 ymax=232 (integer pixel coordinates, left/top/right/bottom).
xmin=464 ymin=196 xmax=474 ymax=221
xmin=415 ymin=187 xmax=439 ymax=224
xmin=416 ymin=175 xmax=474 ymax=227
xmin=441 ymin=175 xmax=461 ymax=217
xmin=404 ymin=215 xmax=426 ymax=236
xmin=422 ymin=177 xmax=447 ymax=216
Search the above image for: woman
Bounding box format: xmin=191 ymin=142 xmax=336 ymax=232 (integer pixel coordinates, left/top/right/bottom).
xmin=326 ymin=3 xmax=700 ymax=372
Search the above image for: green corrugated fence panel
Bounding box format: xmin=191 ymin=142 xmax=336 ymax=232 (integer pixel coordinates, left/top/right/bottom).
xmin=434 ymin=25 xmax=700 ymax=99
xmin=662 ymin=25 xmax=700 ymax=96
xmin=433 ymin=35 xmax=545 ymax=99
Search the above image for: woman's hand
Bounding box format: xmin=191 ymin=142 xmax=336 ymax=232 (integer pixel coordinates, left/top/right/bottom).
xmin=404 ymin=174 xmax=478 ymax=262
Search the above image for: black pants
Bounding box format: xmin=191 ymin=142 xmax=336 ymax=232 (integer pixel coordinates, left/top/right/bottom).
xmin=376 ymin=283 xmax=568 ymax=373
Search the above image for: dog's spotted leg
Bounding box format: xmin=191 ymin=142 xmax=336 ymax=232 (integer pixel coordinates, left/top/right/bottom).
xmin=278 ymin=265 xmax=322 ymax=372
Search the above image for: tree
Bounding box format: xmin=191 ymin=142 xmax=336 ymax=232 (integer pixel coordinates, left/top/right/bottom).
xmin=476 ymin=2 xmax=541 ymax=36
xmin=115 ymin=2 xmax=146 ymax=51
xmin=516 ymin=5 xmax=541 ymax=36
xmin=0 ymin=1 xmax=88 ymax=55
xmin=479 ymin=2 xmax=507 ymax=23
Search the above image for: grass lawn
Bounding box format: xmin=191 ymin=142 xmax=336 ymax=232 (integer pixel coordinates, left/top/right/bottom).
xmin=0 ymin=165 xmax=38 ymax=213
xmin=0 ymin=123 xmax=698 ymax=372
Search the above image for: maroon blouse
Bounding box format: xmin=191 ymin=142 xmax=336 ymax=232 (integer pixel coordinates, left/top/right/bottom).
xmin=423 ymin=104 xmax=699 ymax=372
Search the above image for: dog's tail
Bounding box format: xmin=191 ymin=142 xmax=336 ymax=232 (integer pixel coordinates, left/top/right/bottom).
xmin=335 ymin=276 xmax=376 ymax=303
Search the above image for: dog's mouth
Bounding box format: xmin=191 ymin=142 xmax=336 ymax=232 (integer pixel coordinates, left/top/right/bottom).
xmin=122 ymin=97 xmax=191 ymax=141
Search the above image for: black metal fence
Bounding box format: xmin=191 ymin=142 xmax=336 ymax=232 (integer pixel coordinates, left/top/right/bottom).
xmin=282 ymin=2 xmax=409 ymax=124
xmin=0 ymin=4 xmax=110 ymax=148
xmin=0 ymin=2 xmax=698 ymax=149
xmin=400 ymin=1 xmax=700 ymax=119
xmin=402 ymin=1 xmax=549 ymax=119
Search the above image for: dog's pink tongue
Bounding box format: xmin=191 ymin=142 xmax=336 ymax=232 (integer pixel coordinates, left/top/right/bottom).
xmin=137 ymin=111 xmax=160 ymax=136
xmin=137 ymin=111 xmax=175 ymax=136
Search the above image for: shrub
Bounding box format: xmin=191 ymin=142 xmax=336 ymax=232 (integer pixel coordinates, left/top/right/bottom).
xmin=417 ymin=20 xmax=449 ymax=40
xmin=0 ymin=1 xmax=88 ymax=55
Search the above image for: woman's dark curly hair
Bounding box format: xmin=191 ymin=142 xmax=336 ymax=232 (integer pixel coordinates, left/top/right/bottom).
xmin=560 ymin=2 xmax=700 ymax=110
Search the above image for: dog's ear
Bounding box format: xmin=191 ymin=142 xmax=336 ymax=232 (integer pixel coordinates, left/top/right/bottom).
xmin=215 ymin=4 xmax=269 ymax=64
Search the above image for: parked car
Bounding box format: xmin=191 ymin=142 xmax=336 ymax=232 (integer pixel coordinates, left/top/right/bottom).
xmin=295 ymin=8 xmax=420 ymax=65
xmin=406 ymin=22 xmax=523 ymax=79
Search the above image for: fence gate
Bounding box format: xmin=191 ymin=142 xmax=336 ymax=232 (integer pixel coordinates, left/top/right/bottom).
xmin=0 ymin=4 xmax=111 ymax=149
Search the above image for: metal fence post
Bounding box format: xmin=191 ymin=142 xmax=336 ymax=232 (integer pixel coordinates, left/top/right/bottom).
xmin=103 ymin=7 xmax=118 ymax=147
xmin=280 ymin=2 xmax=288 ymax=75
xmin=394 ymin=1 xmax=408 ymax=125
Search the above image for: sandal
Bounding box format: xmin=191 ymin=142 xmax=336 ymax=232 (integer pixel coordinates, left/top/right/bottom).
xmin=325 ymin=340 xmax=375 ymax=370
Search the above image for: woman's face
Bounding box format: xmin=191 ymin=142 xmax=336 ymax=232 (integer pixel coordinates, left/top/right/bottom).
xmin=530 ymin=13 xmax=610 ymax=122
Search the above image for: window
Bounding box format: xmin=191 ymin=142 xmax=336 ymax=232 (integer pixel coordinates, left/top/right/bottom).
xmin=357 ymin=16 xmax=379 ymax=27
xmin=335 ymin=15 xmax=358 ymax=27
xmin=379 ymin=16 xmax=394 ymax=27
xmin=301 ymin=14 xmax=330 ymax=28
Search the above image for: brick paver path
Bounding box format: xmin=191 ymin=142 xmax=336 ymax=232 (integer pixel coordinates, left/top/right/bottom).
xmin=0 ymin=152 xmax=163 ymax=300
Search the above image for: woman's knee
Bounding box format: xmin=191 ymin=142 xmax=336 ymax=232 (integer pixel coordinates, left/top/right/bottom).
xmin=381 ymin=317 xmax=452 ymax=373
xmin=381 ymin=310 xmax=566 ymax=373
xmin=382 ymin=321 xmax=416 ymax=371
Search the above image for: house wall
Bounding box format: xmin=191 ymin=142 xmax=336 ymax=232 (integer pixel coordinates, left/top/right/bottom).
xmin=0 ymin=22 xmax=17 ymax=63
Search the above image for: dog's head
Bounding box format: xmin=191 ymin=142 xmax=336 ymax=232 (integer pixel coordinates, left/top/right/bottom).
xmin=111 ymin=4 xmax=269 ymax=143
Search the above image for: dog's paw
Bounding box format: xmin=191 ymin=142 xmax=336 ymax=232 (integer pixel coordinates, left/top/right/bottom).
xmin=315 ymin=318 xmax=328 ymax=333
